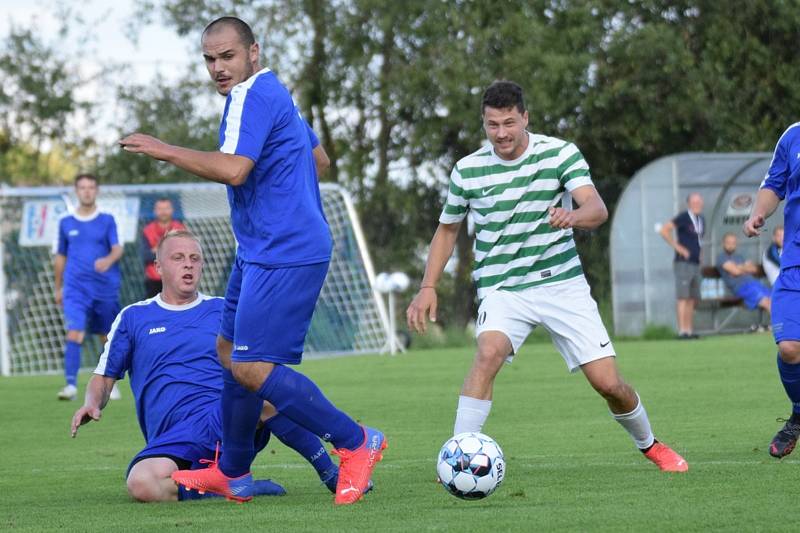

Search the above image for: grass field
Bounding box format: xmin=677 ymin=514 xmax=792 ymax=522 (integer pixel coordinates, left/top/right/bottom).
xmin=0 ymin=332 xmax=795 ymax=532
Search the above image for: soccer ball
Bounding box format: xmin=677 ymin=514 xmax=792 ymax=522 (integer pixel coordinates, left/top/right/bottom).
xmin=436 ymin=432 xmax=505 ymax=500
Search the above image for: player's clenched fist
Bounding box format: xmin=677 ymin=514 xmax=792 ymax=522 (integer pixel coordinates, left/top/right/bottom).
xmin=407 ymin=287 xmax=437 ymax=334
xmin=71 ymin=405 xmax=101 ymax=438
xmin=743 ymin=214 xmax=765 ymax=237
xmin=548 ymin=207 xmax=576 ymax=229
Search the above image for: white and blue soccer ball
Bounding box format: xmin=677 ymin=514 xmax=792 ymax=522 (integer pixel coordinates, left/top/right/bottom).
xmin=436 ymin=432 xmax=505 ymax=500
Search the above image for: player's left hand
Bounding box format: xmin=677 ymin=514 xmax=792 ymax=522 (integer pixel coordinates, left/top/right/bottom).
xmin=94 ymin=257 xmax=112 ymax=273
xmin=549 ymin=207 xmax=576 ymax=229
xmin=119 ymin=133 xmax=171 ymax=160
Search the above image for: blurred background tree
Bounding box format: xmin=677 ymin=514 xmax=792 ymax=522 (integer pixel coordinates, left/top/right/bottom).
xmin=4 ymin=0 xmax=800 ymax=332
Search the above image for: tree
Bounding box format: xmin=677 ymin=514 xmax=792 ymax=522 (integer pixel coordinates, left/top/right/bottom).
xmin=97 ymin=76 xmax=219 ymax=183
xmin=0 ymin=28 xmax=95 ymax=184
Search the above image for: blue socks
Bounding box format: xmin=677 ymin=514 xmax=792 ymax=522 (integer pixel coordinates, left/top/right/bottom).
xmin=778 ymin=354 xmax=800 ymax=415
xmin=257 ymin=364 xmax=364 ymax=450
xmin=265 ymin=413 xmax=336 ymax=481
xmin=64 ymin=340 xmax=81 ymax=386
xmin=218 ymin=368 xmax=263 ymax=478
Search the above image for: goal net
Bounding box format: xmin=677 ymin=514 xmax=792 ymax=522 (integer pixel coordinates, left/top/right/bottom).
xmin=0 ymin=182 xmax=390 ymax=376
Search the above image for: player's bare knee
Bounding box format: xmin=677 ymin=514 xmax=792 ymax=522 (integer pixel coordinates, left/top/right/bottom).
xmin=66 ymin=330 xmax=84 ymax=344
xmin=592 ymin=379 xmax=630 ymax=402
xmin=476 ymin=342 xmax=509 ymax=365
xmin=126 ymin=473 xmax=160 ymax=502
xmin=779 ymin=342 xmax=800 ymax=364
xmin=216 ymin=336 xmax=233 ymax=368
xmin=231 ymin=361 xmax=273 ymax=392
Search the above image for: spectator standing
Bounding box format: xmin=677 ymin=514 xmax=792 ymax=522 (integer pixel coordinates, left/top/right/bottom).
xmin=660 ymin=193 xmax=705 ymax=339
xmin=141 ymin=198 xmax=186 ymax=298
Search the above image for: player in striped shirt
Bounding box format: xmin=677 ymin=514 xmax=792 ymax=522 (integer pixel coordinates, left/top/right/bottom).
xmin=407 ymin=81 xmax=687 ymax=472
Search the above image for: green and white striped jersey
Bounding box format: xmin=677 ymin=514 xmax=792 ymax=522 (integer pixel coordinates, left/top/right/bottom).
xmin=439 ymin=131 xmax=593 ymax=300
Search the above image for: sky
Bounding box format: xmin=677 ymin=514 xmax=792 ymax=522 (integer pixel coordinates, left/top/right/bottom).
xmin=0 ymin=0 xmax=216 ymax=143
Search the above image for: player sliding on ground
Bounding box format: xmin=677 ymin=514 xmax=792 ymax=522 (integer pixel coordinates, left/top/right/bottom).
xmin=71 ymin=230 xmax=349 ymax=502
xmin=407 ymin=81 xmax=688 ymax=473
xmin=117 ymin=17 xmax=385 ymax=504
xmin=743 ymin=122 xmax=800 ymax=458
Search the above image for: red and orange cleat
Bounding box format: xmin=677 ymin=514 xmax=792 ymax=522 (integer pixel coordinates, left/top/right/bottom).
xmin=644 ymin=442 xmax=688 ymax=472
xmin=171 ymin=446 xmax=254 ymax=503
xmin=331 ymin=426 xmax=387 ymax=505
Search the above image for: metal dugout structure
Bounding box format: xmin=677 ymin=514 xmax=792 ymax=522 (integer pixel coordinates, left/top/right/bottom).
xmin=610 ymin=152 xmax=779 ymax=337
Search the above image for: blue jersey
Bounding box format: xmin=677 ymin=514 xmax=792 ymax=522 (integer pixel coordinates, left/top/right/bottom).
xmin=56 ymin=211 xmax=121 ymax=300
xmin=218 ymin=68 xmax=332 ymax=267
xmin=94 ymin=294 xmax=224 ymax=444
xmin=762 ymin=122 xmax=800 ymax=271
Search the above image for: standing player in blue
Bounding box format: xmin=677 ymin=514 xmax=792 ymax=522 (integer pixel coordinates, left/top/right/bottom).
xmin=118 ymin=17 xmax=386 ymax=504
xmin=71 ymin=230 xmax=343 ymax=501
xmin=744 ymin=121 xmax=800 ymax=458
xmin=55 ymin=173 xmax=123 ymax=401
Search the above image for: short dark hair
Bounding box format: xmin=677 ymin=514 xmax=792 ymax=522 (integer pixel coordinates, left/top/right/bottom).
xmin=482 ymin=81 xmax=526 ymax=114
xmin=74 ymin=173 xmax=98 ymax=186
xmin=202 ymin=16 xmax=255 ymax=47
xmin=154 ymin=197 xmax=173 ymax=206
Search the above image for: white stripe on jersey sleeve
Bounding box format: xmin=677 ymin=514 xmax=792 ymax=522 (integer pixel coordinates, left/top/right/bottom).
xmin=220 ymin=68 xmax=271 ymax=154
xmin=94 ymin=298 xmax=154 ymax=375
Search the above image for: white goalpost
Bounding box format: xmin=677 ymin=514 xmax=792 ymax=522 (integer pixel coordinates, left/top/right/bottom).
xmin=0 ymin=182 xmax=391 ymax=376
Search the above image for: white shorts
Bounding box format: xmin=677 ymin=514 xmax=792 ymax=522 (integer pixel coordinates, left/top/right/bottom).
xmin=475 ymin=276 xmax=615 ymax=372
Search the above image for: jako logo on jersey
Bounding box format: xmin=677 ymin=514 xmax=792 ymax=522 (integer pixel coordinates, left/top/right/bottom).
xmin=68 ymin=230 xmax=79 ymax=236
xmin=235 ymin=345 xmax=249 ymax=351
xmin=148 ymin=327 xmax=166 ymax=335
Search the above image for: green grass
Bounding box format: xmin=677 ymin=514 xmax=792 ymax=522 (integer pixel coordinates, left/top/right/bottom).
xmin=0 ymin=332 xmax=794 ymax=531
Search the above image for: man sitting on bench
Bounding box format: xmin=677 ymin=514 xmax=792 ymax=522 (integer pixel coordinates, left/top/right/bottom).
xmin=717 ymin=232 xmax=771 ymax=314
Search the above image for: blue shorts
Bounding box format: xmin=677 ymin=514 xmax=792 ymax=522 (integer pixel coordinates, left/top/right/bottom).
xmin=735 ymin=280 xmax=771 ymax=310
xmin=126 ymin=402 xmax=271 ymax=476
xmin=773 ymin=267 xmax=800 ymax=343
xmin=63 ymin=287 xmax=120 ymax=335
xmin=220 ymin=258 xmax=329 ymax=365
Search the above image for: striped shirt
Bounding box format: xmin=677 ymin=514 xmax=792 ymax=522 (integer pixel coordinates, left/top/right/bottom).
xmin=439 ymin=132 xmax=593 ymax=300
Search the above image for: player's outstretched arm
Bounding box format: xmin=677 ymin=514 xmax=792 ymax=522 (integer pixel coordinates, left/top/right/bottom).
xmin=118 ymin=133 xmax=254 ymax=186
xmin=744 ymin=188 xmax=781 ymax=237
xmin=71 ymin=375 xmax=116 ymax=438
xmin=407 ymin=222 xmax=460 ymax=334
xmin=549 ymin=185 xmax=608 ymax=231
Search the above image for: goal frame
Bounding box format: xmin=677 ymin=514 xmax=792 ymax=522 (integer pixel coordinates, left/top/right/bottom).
xmin=0 ymin=182 xmax=392 ymax=376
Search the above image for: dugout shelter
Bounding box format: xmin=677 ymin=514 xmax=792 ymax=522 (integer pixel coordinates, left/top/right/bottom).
xmin=610 ymin=152 xmax=779 ymax=337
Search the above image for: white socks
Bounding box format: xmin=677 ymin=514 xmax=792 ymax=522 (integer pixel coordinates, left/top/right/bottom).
xmin=612 ymin=395 xmax=655 ymax=450
xmin=453 ymin=395 xmax=492 ymax=435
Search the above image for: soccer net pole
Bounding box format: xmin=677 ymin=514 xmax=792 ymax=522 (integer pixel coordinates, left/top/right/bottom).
xmin=0 ymin=234 xmax=10 ymax=377
xmin=331 ymin=184 xmax=394 ymax=351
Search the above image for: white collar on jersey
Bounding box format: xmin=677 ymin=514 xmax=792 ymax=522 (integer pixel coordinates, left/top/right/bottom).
xmin=72 ymin=208 xmax=101 ymax=222
xmin=154 ymin=292 xmax=210 ymax=311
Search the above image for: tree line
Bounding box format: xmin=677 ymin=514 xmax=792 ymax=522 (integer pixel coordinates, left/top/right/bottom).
xmin=2 ymin=0 xmax=799 ymax=330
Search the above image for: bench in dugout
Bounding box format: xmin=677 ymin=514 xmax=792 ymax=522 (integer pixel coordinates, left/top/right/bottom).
xmin=697 ymin=265 xmax=769 ymax=334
